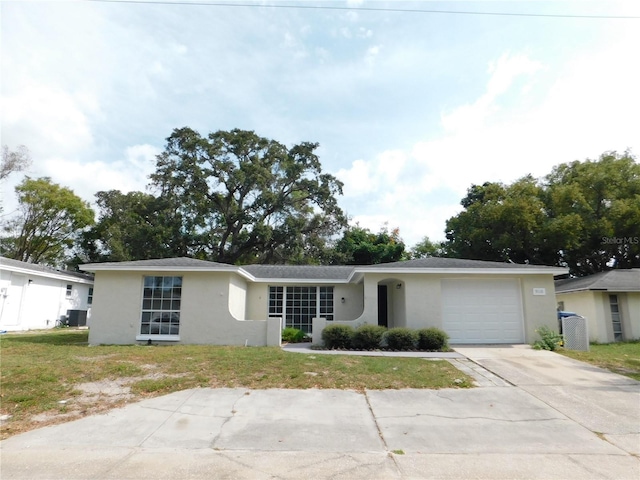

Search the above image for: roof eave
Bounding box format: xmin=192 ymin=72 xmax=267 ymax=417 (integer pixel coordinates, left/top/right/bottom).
xmin=2 ymin=265 xmax=94 ymax=284
xmin=352 ymin=267 xmax=569 ymax=276
xmin=81 ymin=264 xmax=238 ymax=273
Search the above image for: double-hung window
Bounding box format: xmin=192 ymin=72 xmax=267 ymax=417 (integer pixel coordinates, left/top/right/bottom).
xmin=268 ymin=286 xmax=334 ymax=333
xmin=139 ymin=276 xmax=182 ymax=339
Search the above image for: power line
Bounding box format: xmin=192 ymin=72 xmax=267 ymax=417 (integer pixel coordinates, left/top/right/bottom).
xmin=83 ymin=0 xmax=640 ymax=20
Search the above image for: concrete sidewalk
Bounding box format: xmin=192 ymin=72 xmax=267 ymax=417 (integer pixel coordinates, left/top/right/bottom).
xmin=1 ymin=346 xmax=639 ymax=479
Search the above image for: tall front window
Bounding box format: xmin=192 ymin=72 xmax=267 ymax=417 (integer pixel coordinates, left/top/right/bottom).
xmin=268 ymin=286 xmax=334 ymax=333
xmin=140 ymin=276 xmax=182 ymax=336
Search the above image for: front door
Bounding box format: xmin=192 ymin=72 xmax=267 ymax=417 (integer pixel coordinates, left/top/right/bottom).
xmin=377 ymin=285 xmax=388 ymax=327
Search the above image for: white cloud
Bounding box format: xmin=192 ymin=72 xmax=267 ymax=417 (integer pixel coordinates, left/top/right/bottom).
xmin=38 ymin=144 xmax=159 ymax=205
xmin=357 ymin=27 xmax=373 ymax=39
xmin=2 ymin=84 xmax=97 ymax=156
xmin=441 ymin=53 xmax=543 ymax=133
xmin=364 ymin=45 xmax=381 ymax=67
xmin=337 ymin=33 xmax=640 ymax=246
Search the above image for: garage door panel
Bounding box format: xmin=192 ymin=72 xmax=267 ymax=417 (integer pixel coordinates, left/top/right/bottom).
xmin=442 ymin=279 xmax=524 ymax=344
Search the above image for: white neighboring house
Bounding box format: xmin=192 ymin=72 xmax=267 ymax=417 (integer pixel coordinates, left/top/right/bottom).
xmin=0 ymin=257 xmax=95 ymax=331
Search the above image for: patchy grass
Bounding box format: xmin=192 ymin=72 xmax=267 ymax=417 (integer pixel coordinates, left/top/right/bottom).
xmin=0 ymin=329 xmax=472 ymax=439
xmin=559 ymin=341 xmax=640 ymax=381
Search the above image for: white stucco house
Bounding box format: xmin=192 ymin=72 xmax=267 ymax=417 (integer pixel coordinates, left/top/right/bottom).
xmin=80 ymin=257 xmax=567 ymax=346
xmin=0 ymin=257 xmax=95 ymax=331
xmin=555 ymin=269 xmax=640 ymax=343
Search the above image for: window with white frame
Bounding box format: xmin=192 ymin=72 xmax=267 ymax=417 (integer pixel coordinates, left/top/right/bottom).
xmin=140 ymin=276 xmax=182 ymax=336
xmin=66 ymin=284 xmax=72 ymax=297
xmin=268 ymin=286 xmax=334 ymax=333
xmin=87 ymin=287 xmax=94 ymax=305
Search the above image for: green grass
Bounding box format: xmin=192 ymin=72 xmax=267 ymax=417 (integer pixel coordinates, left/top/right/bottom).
xmin=559 ymin=341 xmax=640 ymax=381
xmin=0 ymin=329 xmax=472 ymax=439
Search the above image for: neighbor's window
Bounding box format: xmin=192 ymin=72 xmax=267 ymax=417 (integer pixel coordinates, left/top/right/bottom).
xmin=87 ymin=287 xmax=93 ymax=305
xmin=66 ymin=284 xmax=73 ymax=297
xmin=140 ymin=276 xmax=182 ymax=336
xmin=609 ymin=294 xmax=623 ymax=342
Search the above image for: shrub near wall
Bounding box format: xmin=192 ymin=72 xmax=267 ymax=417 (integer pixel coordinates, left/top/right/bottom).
xmin=385 ymin=328 xmax=418 ymax=351
xmin=320 ymin=324 xmax=451 ymax=352
xmin=352 ymin=324 xmax=387 ymax=350
xmin=417 ymin=327 xmax=449 ymax=351
xmin=322 ymin=324 xmax=354 ymax=349
xmin=282 ymin=327 xmax=305 ymax=343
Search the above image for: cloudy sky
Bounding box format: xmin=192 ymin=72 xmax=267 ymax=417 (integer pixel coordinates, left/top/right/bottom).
xmin=2 ymin=0 xmax=639 ymax=247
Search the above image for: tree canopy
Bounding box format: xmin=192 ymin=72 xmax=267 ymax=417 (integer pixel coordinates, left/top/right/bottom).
xmin=1 ymin=145 xmax=31 ymax=181
xmin=330 ymin=225 xmax=405 ymax=265
xmin=84 ymin=127 xmax=347 ymax=265
xmin=1 ymin=177 xmax=94 ymax=266
xmin=444 ymin=151 xmax=640 ymax=275
xmin=78 ymin=190 xmax=186 ymax=263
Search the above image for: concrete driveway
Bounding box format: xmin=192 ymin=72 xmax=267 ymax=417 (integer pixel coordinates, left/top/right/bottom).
xmin=1 ymin=346 xmax=638 ymax=479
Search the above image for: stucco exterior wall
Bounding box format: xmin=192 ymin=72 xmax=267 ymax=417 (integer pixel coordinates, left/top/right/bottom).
xmin=556 ymin=291 xmax=613 ymax=343
xmin=519 ymin=274 xmax=559 ymax=341
xmin=88 ymin=271 xmax=278 ymax=346
xmin=627 ymin=293 xmax=640 ymax=340
xmin=228 ymin=274 xmax=247 ymax=320
xmin=314 ymin=272 xmax=558 ymax=344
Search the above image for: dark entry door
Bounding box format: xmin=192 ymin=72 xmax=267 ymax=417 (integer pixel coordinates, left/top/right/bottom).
xmin=377 ymin=285 xmax=388 ymax=327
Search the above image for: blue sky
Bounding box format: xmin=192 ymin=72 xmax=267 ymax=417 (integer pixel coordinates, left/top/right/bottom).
xmin=2 ymin=0 xmax=639 ymax=247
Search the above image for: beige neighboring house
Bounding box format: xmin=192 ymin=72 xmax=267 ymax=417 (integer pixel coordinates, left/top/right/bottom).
xmin=81 ymin=257 xmax=567 ymax=346
xmin=555 ymin=269 xmax=640 ymax=343
xmin=0 ymin=257 xmax=94 ymax=331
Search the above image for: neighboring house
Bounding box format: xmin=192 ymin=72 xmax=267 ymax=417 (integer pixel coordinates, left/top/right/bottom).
xmin=81 ymin=257 xmax=566 ymax=346
xmin=0 ymin=257 xmax=94 ymax=331
xmin=555 ymin=269 xmax=640 ymax=343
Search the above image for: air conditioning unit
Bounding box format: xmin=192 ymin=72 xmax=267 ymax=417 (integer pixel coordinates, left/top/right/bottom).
xmin=66 ymin=310 xmax=88 ymax=327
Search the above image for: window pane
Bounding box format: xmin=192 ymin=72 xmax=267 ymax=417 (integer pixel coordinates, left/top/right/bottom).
xmin=141 ymin=276 xmax=182 ymax=336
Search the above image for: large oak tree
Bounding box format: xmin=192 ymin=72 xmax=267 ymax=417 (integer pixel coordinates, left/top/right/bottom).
xmin=148 ymin=127 xmax=347 ymax=264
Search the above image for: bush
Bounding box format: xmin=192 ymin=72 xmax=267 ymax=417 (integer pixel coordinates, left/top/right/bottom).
xmin=533 ymin=325 xmax=563 ymax=351
xmin=322 ymin=324 xmax=354 ymax=349
xmin=385 ymin=328 xmax=418 ymax=351
xmin=352 ymin=324 xmax=386 ymax=350
xmin=282 ymin=327 xmax=305 ymax=343
xmin=416 ymin=327 xmax=449 ymax=351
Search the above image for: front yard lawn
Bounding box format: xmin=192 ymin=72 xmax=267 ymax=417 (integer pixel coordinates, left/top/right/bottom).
xmin=0 ymin=329 xmax=472 ymax=439
xmin=559 ymin=341 xmax=640 ymax=381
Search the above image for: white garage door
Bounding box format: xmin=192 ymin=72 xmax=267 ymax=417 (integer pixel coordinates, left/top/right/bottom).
xmin=442 ymin=279 xmax=524 ymax=344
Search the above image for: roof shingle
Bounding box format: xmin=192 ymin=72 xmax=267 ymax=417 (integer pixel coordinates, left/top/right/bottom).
xmin=555 ymin=269 xmax=640 ymax=293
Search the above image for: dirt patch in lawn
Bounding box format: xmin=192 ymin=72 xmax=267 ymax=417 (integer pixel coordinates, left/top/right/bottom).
xmin=8 ymin=372 xmax=188 ymax=435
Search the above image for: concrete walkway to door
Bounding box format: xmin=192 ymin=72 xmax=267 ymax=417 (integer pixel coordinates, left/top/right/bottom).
xmin=454 ymin=345 xmax=640 ymax=457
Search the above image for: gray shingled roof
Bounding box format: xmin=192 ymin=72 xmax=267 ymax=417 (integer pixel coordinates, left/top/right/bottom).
xmin=242 ymin=264 xmax=354 ymax=280
xmin=360 ymin=257 xmax=561 ymax=270
xmin=1 ymin=256 xmax=94 ymax=282
xmin=82 ymin=257 xmax=230 ymax=269
xmin=81 ymin=256 xmax=566 ymax=278
xmin=555 ymin=269 xmax=640 ymax=293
